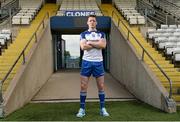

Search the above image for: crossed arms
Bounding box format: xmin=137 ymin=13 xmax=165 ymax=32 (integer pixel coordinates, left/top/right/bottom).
xmin=80 ymin=38 xmax=106 ymax=50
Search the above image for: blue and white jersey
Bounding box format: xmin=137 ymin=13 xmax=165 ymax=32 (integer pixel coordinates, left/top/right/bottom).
xmin=80 ymin=30 xmax=106 ymax=62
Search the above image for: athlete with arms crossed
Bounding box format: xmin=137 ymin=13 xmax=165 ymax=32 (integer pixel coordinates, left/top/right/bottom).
xmin=76 ymin=14 xmax=109 ymax=118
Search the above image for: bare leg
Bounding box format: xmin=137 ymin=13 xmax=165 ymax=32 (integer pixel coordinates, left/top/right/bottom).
xmin=96 ymin=76 xmax=105 ymax=91
xmin=80 ymin=75 xmax=90 ymax=92
xmin=96 ymin=75 xmax=109 ymax=116
xmin=78 ymin=75 xmax=90 ymax=110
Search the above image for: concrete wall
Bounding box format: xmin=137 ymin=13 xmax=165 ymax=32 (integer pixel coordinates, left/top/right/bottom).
xmin=3 ymin=21 xmax=54 ymax=116
xmin=109 ymin=21 xmax=176 ymax=112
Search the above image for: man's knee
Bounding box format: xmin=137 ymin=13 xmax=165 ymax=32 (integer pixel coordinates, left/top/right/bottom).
xmin=81 ymin=82 xmax=88 ymax=90
xmin=98 ymin=82 xmax=104 ymax=90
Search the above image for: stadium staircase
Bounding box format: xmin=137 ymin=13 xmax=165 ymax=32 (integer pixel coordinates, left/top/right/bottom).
xmin=100 ymin=4 xmax=180 ymax=102
xmin=0 ymin=4 xmax=58 ymax=93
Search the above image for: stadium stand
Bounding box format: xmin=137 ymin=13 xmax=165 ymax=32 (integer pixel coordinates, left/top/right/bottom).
xmin=146 ymin=24 xmax=180 ymax=67
xmin=114 ymin=0 xmax=146 ymax=25
xmin=1 ymin=0 xmax=180 ymax=116
xmin=0 ymin=4 xmax=58 ymax=93
xmin=12 ymin=0 xmax=43 ymax=25
xmin=56 ymin=0 xmax=103 ymax=16
xmin=101 ymin=3 xmax=180 ymax=103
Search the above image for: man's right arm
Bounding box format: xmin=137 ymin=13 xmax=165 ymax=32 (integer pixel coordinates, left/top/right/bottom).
xmin=80 ymin=39 xmax=93 ymax=50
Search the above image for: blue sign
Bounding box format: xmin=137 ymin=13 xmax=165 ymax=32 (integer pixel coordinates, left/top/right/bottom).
xmin=65 ymin=11 xmax=95 ymax=16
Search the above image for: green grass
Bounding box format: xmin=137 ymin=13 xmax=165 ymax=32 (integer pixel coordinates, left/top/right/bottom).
xmin=1 ymin=101 xmax=180 ymax=121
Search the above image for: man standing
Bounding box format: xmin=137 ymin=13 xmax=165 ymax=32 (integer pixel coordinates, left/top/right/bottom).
xmin=76 ymin=15 xmax=109 ymax=117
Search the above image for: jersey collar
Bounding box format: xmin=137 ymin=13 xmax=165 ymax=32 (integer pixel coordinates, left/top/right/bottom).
xmin=88 ymin=28 xmax=97 ymax=32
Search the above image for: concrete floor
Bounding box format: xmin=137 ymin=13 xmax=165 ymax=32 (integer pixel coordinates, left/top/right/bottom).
xmin=32 ymin=70 xmax=135 ymax=102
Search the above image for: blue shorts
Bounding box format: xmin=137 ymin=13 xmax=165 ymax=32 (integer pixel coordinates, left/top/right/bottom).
xmin=80 ymin=60 xmax=105 ymax=78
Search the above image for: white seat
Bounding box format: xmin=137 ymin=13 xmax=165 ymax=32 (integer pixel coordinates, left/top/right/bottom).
xmin=12 ymin=18 xmax=21 ymax=25
xmin=129 ymin=16 xmax=137 ymax=24
xmin=1 ymin=29 xmax=11 ymax=34
xmin=25 ymin=13 xmax=34 ymax=19
xmin=152 ymin=32 xmax=162 ymax=39
xmin=166 ymin=47 xmax=175 ymax=55
xmin=158 ymin=41 xmax=177 ymax=49
xmin=157 ymin=29 xmax=166 ymax=33
xmin=0 ymin=33 xmax=11 ymax=40
xmin=21 ymin=16 xmax=31 ymax=24
xmin=0 ymin=38 xmax=6 ymax=45
xmin=19 ymin=9 xmax=28 ymax=13
xmin=133 ymin=13 xmax=141 ymax=16
xmin=137 ymin=16 xmax=145 ymax=24
xmin=166 ymin=47 xmax=180 ymax=55
xmin=175 ymin=28 xmax=180 ymax=32
xmin=126 ymin=13 xmax=134 ymax=20
xmin=161 ymin=24 xmax=168 ymax=29
xmin=169 ymin=25 xmax=177 ymax=29
xmin=148 ymin=32 xmax=157 ymax=39
xmin=154 ymin=37 xmax=168 ymax=44
xmin=130 ymin=10 xmax=138 ymax=13
xmin=174 ymin=53 xmax=180 ymax=61
xmin=27 ymin=10 xmax=37 ymax=15
xmin=21 ymin=19 xmax=30 ymax=24
xmin=147 ymin=28 xmax=156 ymax=33
xmin=16 ymin=13 xmax=25 ymax=16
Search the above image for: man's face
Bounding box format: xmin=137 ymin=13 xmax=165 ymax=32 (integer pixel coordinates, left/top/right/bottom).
xmin=87 ymin=17 xmax=97 ymax=29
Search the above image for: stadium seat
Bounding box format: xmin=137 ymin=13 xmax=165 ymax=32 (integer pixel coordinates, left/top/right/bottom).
xmin=12 ymin=16 xmax=21 ymax=25
xmin=0 ymin=38 xmax=7 ymax=49
xmin=137 ymin=16 xmax=145 ymax=24
xmin=161 ymin=24 xmax=168 ymax=29
xmin=21 ymin=16 xmax=31 ymax=25
xmin=57 ymin=0 xmax=103 ymax=16
xmin=129 ymin=16 xmax=137 ymax=25
xmin=174 ymin=53 xmax=180 ymax=61
xmin=169 ymin=25 xmax=177 ymax=29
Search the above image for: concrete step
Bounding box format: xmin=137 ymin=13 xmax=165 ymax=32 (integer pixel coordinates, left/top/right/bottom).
xmin=163 ymin=83 xmax=180 ymax=87
xmin=158 ymin=76 xmax=180 ymax=82
xmin=172 ymin=95 xmax=180 ymax=102
xmin=165 ymin=87 xmax=180 ymax=94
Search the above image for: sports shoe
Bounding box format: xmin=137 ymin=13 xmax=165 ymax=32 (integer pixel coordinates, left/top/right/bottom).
xmin=76 ymin=108 xmax=85 ymax=118
xmin=100 ymin=108 xmax=109 ymax=117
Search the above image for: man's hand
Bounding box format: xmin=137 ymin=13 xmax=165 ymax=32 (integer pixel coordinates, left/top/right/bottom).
xmin=80 ymin=40 xmax=93 ymax=50
xmin=86 ymin=41 xmax=92 ymax=45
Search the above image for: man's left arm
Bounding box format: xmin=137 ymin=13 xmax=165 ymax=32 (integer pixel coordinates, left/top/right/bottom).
xmin=87 ymin=38 xmax=106 ymax=49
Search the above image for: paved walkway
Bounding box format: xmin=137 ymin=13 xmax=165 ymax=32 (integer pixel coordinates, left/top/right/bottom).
xmin=32 ymin=70 xmax=135 ymax=102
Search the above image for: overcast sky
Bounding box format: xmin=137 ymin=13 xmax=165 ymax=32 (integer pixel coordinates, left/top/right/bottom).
xmin=62 ymin=35 xmax=80 ymax=57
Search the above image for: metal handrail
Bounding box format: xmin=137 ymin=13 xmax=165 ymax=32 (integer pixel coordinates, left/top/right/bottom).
xmin=160 ymin=0 xmax=180 ymax=9
xmin=0 ymin=12 xmax=49 ymax=85
xmin=159 ymin=0 xmax=180 ymax=19
xmin=111 ymin=10 xmax=172 ymax=98
xmin=1 ymin=0 xmax=17 ymax=8
xmin=138 ymin=0 xmax=170 ymax=25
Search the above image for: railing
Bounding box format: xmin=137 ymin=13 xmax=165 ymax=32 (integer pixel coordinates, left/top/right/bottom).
xmin=0 ymin=0 xmax=20 ymax=25
xmin=0 ymin=12 xmax=49 ymax=104
xmin=157 ymin=0 xmax=180 ymax=20
xmin=138 ymin=0 xmax=172 ymax=25
xmin=111 ymin=10 xmax=172 ymax=99
xmin=159 ymin=0 xmax=180 ymax=11
xmin=0 ymin=16 xmax=10 ymax=30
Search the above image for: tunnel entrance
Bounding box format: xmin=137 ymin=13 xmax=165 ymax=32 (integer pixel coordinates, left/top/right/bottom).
xmin=50 ymin=16 xmax=111 ymax=71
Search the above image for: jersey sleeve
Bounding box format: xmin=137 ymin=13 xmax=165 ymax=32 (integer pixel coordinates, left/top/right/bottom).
xmin=101 ymin=32 xmax=106 ymax=39
xmin=80 ymin=32 xmax=86 ymax=42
